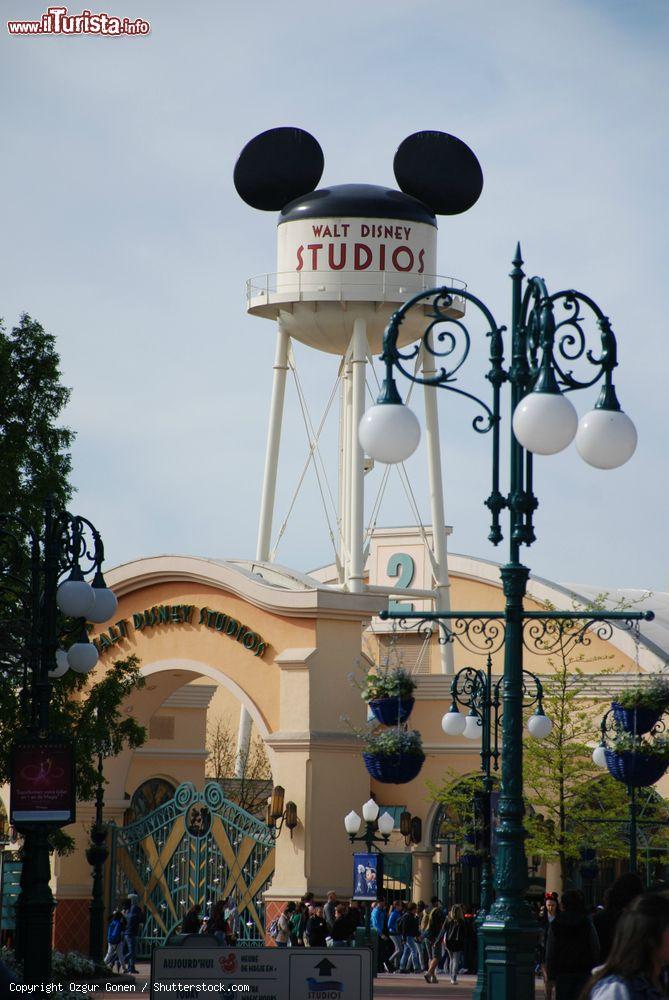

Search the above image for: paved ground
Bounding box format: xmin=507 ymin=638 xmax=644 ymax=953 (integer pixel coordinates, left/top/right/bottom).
xmin=91 ymin=964 xmax=547 ymax=997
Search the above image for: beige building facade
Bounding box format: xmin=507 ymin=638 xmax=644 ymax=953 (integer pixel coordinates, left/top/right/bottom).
xmin=3 ymin=529 xmax=664 ymax=954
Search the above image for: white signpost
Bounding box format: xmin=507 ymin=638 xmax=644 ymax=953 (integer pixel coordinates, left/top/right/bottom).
xmin=150 ymin=946 xmax=372 ymax=1000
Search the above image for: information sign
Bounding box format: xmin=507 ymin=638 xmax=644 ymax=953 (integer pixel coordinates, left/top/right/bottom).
xmin=10 ymin=737 xmax=75 ymax=825
xmin=151 ymin=945 xmax=372 ymax=1000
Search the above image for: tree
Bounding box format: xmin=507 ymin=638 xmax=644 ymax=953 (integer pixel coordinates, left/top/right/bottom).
xmin=0 ymin=313 xmax=146 ymax=850
xmin=205 ymin=717 xmax=272 ymax=817
xmin=522 ymin=598 xmax=658 ymax=884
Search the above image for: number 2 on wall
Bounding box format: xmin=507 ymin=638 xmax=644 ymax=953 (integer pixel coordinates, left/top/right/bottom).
xmin=387 ymin=552 xmax=415 ymax=613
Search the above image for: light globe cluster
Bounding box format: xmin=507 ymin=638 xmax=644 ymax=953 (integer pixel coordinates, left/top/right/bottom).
xmin=360 ymin=387 xmax=637 ymax=471
xmin=50 ymin=568 xmax=118 ymax=679
xmin=442 ymin=704 xmax=553 ymax=741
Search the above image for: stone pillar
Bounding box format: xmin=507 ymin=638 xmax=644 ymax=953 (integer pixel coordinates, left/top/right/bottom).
xmin=544 ymin=861 xmax=563 ymax=897
xmin=411 ymin=849 xmax=436 ymax=902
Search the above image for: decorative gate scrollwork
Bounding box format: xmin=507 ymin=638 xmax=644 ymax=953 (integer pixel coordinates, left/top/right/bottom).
xmin=108 ymin=781 xmax=275 ymax=957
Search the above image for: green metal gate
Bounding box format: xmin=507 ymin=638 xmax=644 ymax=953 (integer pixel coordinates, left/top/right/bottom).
xmin=108 ymin=781 xmax=275 ymax=958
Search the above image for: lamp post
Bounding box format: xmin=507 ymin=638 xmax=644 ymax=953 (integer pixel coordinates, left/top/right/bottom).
xmin=0 ymin=503 xmax=116 ymax=983
xmin=344 ymin=798 xmax=395 ymax=945
xmin=442 ymin=657 xmax=552 ymax=998
xmin=87 ymin=731 xmax=112 ymax=964
xmin=359 ymin=248 xmax=654 ymax=1000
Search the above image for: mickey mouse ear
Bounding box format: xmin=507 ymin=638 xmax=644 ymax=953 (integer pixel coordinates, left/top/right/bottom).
xmin=234 ymin=127 xmax=324 ymax=211
xmin=393 ymin=131 xmax=483 ymax=216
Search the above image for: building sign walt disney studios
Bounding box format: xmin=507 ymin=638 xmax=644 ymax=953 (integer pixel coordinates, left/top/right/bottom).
xmin=92 ymin=605 xmax=267 ymax=658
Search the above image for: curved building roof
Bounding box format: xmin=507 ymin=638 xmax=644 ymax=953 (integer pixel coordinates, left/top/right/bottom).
xmin=279 ymin=183 xmax=437 ymax=227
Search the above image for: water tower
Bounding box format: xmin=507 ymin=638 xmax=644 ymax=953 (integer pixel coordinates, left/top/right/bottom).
xmin=233 ymin=128 xmax=483 ymax=759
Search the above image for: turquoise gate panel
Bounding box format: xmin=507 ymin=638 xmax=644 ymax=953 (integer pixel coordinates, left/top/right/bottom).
xmin=108 ymin=782 xmax=275 ymax=958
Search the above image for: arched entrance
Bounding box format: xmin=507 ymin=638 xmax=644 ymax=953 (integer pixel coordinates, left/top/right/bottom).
xmin=109 ymin=781 xmax=275 ymax=956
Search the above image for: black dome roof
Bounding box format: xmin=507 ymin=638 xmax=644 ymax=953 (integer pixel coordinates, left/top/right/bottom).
xmin=279 ymin=183 xmax=437 ymax=227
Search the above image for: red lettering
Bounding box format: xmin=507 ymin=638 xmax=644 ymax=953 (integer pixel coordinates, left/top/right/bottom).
xmin=418 ymin=248 xmax=425 ymax=274
xmin=307 ymin=243 xmax=323 ymax=269
xmin=360 ymin=224 xmax=370 ymax=237
xmin=354 ymin=243 xmax=373 ymax=270
xmin=312 ymin=225 xmax=323 ymax=237
xmin=296 ymin=245 xmax=304 ymax=271
xmin=379 ymin=244 xmax=386 ymax=271
xmin=392 ymin=246 xmax=414 ymax=272
xmin=328 ymin=244 xmax=347 ymax=270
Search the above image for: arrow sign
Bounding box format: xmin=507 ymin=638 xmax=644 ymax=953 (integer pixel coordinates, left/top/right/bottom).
xmin=315 ymin=958 xmax=337 ymax=976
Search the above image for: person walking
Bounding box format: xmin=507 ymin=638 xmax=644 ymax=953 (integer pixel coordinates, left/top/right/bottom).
xmin=371 ymin=900 xmax=388 ymax=972
xmin=541 ymin=893 xmax=560 ymax=1000
xmin=305 ymin=904 xmax=328 ymax=948
xmin=323 ymin=891 xmax=338 ymax=932
xmin=398 ymin=902 xmax=421 ymax=974
xmin=104 ymin=910 xmax=126 ymax=972
xmin=443 ymin=904 xmax=467 ymax=985
xmin=423 ymin=897 xmax=446 ymax=984
xmin=331 ymin=904 xmax=353 ymax=947
xmin=182 ymin=904 xmax=202 ymax=934
xmin=274 ymin=901 xmax=295 ymax=948
xmin=123 ymin=893 xmax=144 ymax=974
xmin=583 ymin=893 xmax=669 ymax=999
xmin=592 ymin=874 xmax=643 ymax=965
xmin=546 ymin=889 xmax=599 ymax=1000
xmin=387 ymin=900 xmax=404 ymax=971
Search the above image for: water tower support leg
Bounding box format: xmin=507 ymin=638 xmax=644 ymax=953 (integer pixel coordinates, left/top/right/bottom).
xmin=256 ymin=323 xmax=290 ymax=563
xmin=423 ymin=343 xmax=454 ymax=674
xmin=236 ymin=324 xmax=290 ymax=775
xmin=348 ymin=318 xmax=368 ymax=594
xmin=339 ymin=351 xmax=352 ymax=584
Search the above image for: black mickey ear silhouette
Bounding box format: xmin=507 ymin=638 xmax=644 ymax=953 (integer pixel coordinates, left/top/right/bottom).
xmin=393 ymin=131 xmax=483 ymax=216
xmin=234 ymin=127 xmax=324 ymax=211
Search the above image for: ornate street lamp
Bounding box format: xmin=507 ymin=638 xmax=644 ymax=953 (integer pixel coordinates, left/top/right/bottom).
xmin=442 ymin=657 xmax=552 ymax=998
xmin=0 ymin=503 xmax=116 ymax=983
xmin=344 ymin=798 xmax=396 ymax=946
xmin=359 ymin=249 xmax=654 ymax=1000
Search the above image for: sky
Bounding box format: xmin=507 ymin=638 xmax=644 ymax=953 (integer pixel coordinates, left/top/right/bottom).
xmin=1 ymin=0 xmax=668 ymax=596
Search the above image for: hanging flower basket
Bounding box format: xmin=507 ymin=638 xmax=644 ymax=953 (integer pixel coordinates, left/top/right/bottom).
xmin=368 ymin=696 xmax=415 ymax=726
xmin=604 ymin=748 xmax=669 ymax=787
xmin=363 ymin=751 xmax=425 ymax=785
xmin=611 ymin=702 xmax=662 ymax=736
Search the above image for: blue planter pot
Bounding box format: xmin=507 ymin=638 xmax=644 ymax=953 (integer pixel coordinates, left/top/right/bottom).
xmin=605 ymin=748 xmax=669 ymax=787
xmin=368 ymin=697 xmax=415 ymax=726
xmin=363 ymin=751 xmax=425 ymax=785
xmin=611 ymin=702 xmax=663 ymax=736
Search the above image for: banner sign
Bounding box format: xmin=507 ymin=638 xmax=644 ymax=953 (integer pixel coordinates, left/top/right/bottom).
xmin=352 ymin=852 xmax=382 ymax=901
xmin=151 ymin=946 xmax=372 ymax=1000
xmin=10 ymin=737 xmax=75 ymax=825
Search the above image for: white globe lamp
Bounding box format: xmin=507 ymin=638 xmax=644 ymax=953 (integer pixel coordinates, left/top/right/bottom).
xmin=87 ymin=571 xmax=118 ymax=624
xmin=56 ymin=571 xmax=96 ymax=618
xmin=527 ymin=710 xmax=553 ymax=740
xmin=359 ymin=403 xmax=420 ymax=464
xmin=442 ymin=706 xmax=466 ymax=737
xmin=576 ymin=407 xmax=637 ymax=470
xmin=67 ymin=639 xmax=99 ymax=674
xmin=463 ymin=712 xmax=483 ymax=740
xmin=592 ymin=744 xmax=608 ymax=769
xmin=48 ymin=648 xmax=70 ymax=679
xmin=362 ymin=798 xmax=380 ymax=823
xmin=344 ymin=810 xmax=362 ymax=835
xmin=512 ymin=390 xmax=578 ymax=456
xmin=377 ymin=812 xmax=395 ymax=836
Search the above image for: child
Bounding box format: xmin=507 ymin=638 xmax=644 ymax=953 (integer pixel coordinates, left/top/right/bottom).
xmin=104 ymin=909 xmax=126 ymax=972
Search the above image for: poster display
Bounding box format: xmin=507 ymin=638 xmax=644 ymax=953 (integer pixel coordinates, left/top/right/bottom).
xmin=352 ymin=852 xmax=382 ymax=901
xmin=10 ymin=737 xmax=75 ymax=825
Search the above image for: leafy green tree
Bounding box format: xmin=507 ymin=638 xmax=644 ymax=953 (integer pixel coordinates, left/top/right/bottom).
xmin=0 ymin=313 xmax=146 ymax=850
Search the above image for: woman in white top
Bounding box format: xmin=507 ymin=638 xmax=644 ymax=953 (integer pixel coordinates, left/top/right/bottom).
xmin=584 ymin=894 xmax=669 ymax=1000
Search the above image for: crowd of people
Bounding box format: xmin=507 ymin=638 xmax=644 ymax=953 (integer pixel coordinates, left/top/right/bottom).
xmin=537 ymin=874 xmax=669 ymax=1000
xmin=104 ymin=874 xmax=669 ymax=997
xmin=270 ymin=892 xmax=474 ymax=984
